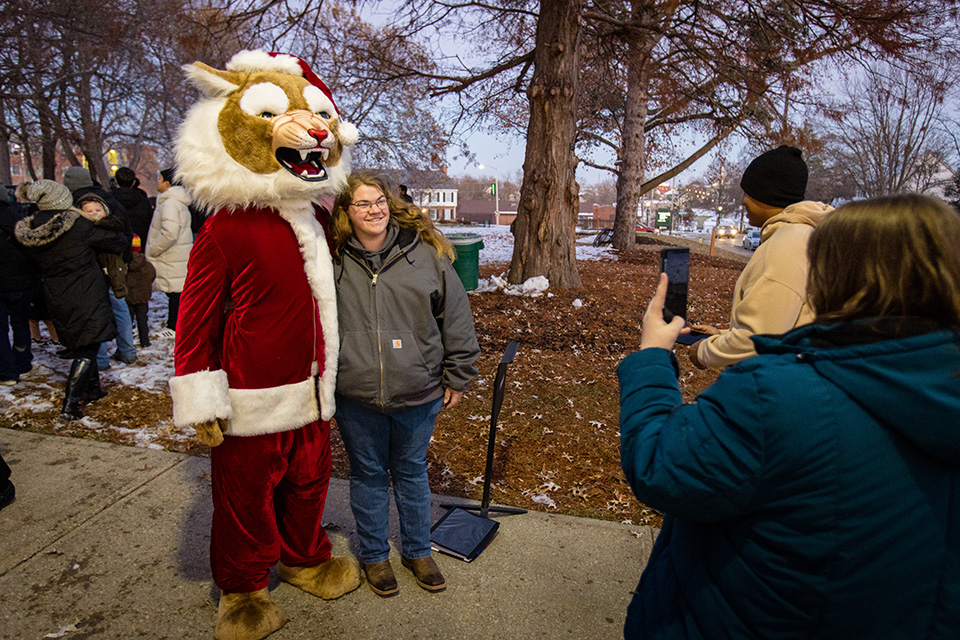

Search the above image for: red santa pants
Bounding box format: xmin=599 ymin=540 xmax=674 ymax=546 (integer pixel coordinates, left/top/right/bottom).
xmin=210 ymin=420 xmax=333 ymax=593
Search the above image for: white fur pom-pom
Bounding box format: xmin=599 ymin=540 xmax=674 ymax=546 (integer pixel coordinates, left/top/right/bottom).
xmin=338 ymin=121 xmax=358 ymax=146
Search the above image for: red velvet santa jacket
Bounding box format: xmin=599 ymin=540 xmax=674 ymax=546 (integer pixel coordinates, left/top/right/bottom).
xmin=168 ymin=203 xmax=338 ymax=436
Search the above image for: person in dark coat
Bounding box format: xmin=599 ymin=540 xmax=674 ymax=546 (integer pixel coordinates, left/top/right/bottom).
xmin=124 ymin=234 xmax=156 ymax=348
xmin=65 ymin=168 xmax=137 ymax=366
xmin=618 ymin=193 xmax=960 ymax=640
xmin=111 ymin=166 xmax=154 ymax=242
xmin=0 ymin=191 xmax=39 ymax=384
xmin=14 ymin=180 xmax=128 ymax=420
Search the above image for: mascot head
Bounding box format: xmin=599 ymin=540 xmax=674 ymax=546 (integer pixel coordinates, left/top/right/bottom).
xmin=175 ymin=50 xmax=358 ymax=211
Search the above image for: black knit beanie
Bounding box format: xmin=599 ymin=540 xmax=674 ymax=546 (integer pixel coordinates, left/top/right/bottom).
xmin=739 ymin=145 xmax=808 ymax=208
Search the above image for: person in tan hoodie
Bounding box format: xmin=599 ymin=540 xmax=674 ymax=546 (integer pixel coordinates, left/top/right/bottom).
xmin=690 ymin=146 xmax=833 ymax=370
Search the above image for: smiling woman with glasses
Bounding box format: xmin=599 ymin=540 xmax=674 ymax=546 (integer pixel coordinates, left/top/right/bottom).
xmin=350 ymin=196 xmax=388 ymax=212
xmin=330 ymin=171 xmax=480 ymax=598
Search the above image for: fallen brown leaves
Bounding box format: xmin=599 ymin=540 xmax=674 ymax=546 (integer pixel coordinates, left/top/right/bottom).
xmin=428 ymin=237 xmax=748 ymax=527
xmin=2 ymin=235 xmax=748 ymax=529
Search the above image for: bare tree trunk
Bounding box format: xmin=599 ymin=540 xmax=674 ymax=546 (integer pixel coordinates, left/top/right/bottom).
xmin=612 ymin=44 xmax=651 ymax=250
xmin=77 ymin=72 xmax=108 ymax=185
xmin=508 ymin=0 xmax=583 ymax=288
xmin=0 ymin=102 xmax=11 ymax=186
xmin=39 ymin=117 xmax=57 ymax=180
xmin=612 ymin=1 xmax=660 ymax=251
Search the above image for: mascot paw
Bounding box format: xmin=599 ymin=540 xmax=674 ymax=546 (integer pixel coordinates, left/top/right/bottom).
xmin=195 ymin=418 xmax=227 ymax=447
xmin=215 ymin=588 xmax=287 ymax=640
xmin=278 ymin=556 xmax=361 ymax=600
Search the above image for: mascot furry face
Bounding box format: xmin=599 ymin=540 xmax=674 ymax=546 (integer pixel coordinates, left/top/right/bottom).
xmin=175 ymin=50 xmax=358 ymax=211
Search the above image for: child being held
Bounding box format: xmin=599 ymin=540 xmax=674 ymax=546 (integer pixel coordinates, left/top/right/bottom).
xmin=76 ymin=194 xmax=128 ymax=299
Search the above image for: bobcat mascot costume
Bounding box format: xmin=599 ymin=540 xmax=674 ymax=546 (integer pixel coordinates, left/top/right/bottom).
xmin=169 ymin=50 xmax=360 ymax=640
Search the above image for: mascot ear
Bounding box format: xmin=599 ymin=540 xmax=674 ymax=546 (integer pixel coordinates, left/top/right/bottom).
xmin=183 ymin=62 xmax=242 ymax=98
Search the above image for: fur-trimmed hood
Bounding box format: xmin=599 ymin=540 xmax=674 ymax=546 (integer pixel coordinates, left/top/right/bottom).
xmin=14 ymin=208 xmax=82 ymax=247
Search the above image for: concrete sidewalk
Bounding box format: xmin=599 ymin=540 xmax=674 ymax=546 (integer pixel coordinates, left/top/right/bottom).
xmin=0 ymin=428 xmax=654 ymax=640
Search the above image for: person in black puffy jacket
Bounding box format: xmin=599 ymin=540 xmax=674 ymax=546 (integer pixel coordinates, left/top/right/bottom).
xmin=0 ymin=191 xmax=39 ymax=384
xmin=111 ymin=167 xmax=154 ymax=242
xmin=14 ymin=180 xmax=128 ymax=420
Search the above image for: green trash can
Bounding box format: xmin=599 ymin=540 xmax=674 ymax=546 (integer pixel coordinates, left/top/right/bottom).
xmin=446 ymin=233 xmax=484 ymax=291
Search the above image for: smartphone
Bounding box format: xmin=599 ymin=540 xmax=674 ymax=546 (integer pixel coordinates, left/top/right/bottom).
xmin=675 ymin=330 xmax=710 ymax=346
xmin=659 ymin=247 xmax=690 ymax=322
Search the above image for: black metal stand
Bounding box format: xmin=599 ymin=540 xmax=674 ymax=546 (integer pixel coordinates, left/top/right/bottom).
xmin=440 ymin=341 xmax=527 ymax=518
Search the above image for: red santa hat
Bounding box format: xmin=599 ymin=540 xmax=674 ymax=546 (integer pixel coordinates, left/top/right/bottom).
xmin=225 ymin=50 xmax=358 ymax=146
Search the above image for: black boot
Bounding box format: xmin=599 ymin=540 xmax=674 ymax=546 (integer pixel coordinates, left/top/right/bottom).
xmin=85 ymin=363 xmax=108 ymax=403
xmin=60 ymin=358 xmax=94 ymax=421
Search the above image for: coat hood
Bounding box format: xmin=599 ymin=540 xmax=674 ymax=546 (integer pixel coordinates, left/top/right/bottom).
xmin=754 ymin=321 xmax=960 ymax=466
xmin=157 ymin=185 xmax=191 ymax=207
xmin=760 ymin=200 xmax=833 ymax=242
xmin=14 ymin=209 xmax=82 ymax=247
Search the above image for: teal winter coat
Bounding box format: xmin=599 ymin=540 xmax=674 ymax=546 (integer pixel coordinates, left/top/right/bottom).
xmin=618 ymin=320 xmax=960 ymax=640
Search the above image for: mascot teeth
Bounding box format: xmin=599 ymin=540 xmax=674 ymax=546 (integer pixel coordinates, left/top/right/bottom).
xmin=276 ymin=147 xmax=329 ymax=182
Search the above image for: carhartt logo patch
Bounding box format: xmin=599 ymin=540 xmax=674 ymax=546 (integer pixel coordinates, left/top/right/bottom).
xmin=392 ymin=339 xmax=402 ymax=349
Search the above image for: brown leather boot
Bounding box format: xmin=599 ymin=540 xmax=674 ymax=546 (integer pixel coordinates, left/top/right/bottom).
xmin=277 ymin=555 xmax=361 ymax=600
xmin=214 ymin=588 xmax=286 ymax=640
xmin=401 ymin=555 xmax=446 ymax=592
xmin=363 ymin=560 xmax=399 ymax=597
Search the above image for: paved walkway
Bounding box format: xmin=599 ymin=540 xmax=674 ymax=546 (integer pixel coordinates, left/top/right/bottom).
xmin=0 ymin=428 xmax=654 ymax=640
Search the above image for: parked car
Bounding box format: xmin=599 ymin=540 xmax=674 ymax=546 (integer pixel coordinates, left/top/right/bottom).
xmin=715 ymin=224 xmax=737 ymax=238
xmin=742 ymin=229 xmax=762 ymax=251
xmin=636 ymin=224 xmax=656 ymax=233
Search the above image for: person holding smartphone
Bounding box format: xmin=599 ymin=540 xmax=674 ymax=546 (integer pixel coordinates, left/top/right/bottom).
xmin=689 ymin=146 xmax=832 ymax=369
xmin=619 ymin=193 xmax=960 ymax=639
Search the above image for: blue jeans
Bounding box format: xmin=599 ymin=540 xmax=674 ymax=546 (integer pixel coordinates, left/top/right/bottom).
xmin=97 ymin=290 xmax=137 ymax=368
xmin=0 ymin=289 xmax=34 ymax=382
xmin=335 ymin=395 xmax=442 ymax=564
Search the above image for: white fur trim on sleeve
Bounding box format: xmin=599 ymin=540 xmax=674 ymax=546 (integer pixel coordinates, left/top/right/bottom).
xmin=169 ymin=369 xmax=232 ymax=428
xmin=227 ymin=378 xmax=319 ymax=436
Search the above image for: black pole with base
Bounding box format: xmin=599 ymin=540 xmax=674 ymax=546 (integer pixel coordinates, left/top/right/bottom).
xmin=431 ymin=342 xmax=525 ymax=561
xmin=440 ymin=341 xmax=527 ymax=518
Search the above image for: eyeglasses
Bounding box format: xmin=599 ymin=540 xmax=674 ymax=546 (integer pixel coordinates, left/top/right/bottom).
xmin=350 ymin=197 xmax=388 ymax=213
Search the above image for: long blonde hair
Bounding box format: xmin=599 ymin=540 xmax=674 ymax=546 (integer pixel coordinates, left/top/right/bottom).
xmin=807 ymin=193 xmax=960 ymax=327
xmin=331 ymin=171 xmax=454 ymax=261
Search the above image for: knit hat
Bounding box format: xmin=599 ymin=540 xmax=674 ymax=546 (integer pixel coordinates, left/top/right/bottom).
xmin=25 ymin=180 xmax=74 ymax=211
xmin=739 ymin=145 xmax=808 ymax=208
xmin=63 ymin=166 xmax=94 ymax=192
xmin=131 ymin=233 xmax=142 ymax=253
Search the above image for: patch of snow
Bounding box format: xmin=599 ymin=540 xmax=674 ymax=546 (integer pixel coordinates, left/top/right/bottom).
xmin=531 ymin=493 xmax=557 ymax=508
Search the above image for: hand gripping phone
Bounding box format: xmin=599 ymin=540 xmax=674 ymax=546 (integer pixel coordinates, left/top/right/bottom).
xmin=659 ymin=247 xmax=708 ymax=345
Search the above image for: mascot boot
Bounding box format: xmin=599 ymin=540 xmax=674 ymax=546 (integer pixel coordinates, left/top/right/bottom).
xmin=277 ymin=555 xmax=361 ymax=599
xmin=215 ymin=588 xmax=287 ymax=640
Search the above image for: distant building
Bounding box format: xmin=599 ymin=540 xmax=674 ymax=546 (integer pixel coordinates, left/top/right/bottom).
xmin=457 ymin=199 xmax=518 ymax=226
xmin=8 ymin=143 xmax=161 ymax=195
